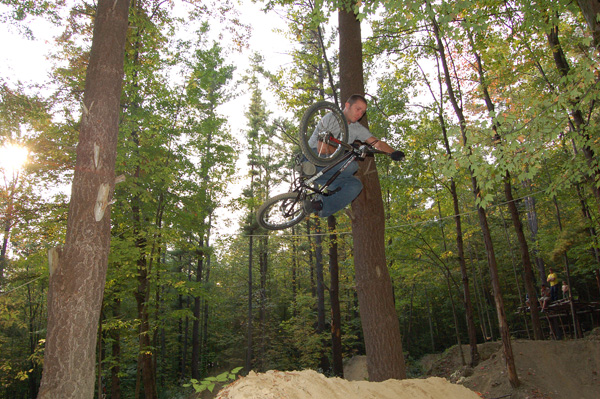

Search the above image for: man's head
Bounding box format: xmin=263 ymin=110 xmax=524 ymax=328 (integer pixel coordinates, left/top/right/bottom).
xmin=343 ymin=94 xmax=367 ymax=123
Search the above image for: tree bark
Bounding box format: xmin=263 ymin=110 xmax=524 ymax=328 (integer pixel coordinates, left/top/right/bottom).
xmin=37 ymin=0 xmax=130 ymax=397
xmin=328 ymin=215 xmax=344 ymax=377
xmin=547 ymin=17 xmax=600 ymax=213
xmin=576 ymin=0 xmax=600 ymax=52
xmin=339 ymin=5 xmax=406 ymax=382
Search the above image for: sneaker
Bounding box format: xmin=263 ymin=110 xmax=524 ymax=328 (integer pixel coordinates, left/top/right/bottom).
xmin=303 ymin=198 xmax=323 ymax=214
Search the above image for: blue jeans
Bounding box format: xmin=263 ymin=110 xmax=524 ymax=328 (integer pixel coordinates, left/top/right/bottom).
xmin=314 ymin=160 xmax=363 ymax=217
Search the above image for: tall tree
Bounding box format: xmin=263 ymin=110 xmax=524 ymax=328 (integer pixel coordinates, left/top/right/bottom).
xmin=38 ymin=0 xmax=130 ymax=397
xmin=339 ymin=2 xmax=406 ymax=382
xmin=428 ymin=3 xmax=519 ymax=387
xmin=465 ymin=25 xmax=544 ymax=341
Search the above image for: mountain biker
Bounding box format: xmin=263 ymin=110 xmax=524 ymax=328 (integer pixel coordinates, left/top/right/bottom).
xmin=304 ymin=94 xmax=403 ymax=217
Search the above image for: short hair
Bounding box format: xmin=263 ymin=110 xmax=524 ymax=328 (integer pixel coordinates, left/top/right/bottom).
xmin=346 ymin=94 xmax=367 ymax=106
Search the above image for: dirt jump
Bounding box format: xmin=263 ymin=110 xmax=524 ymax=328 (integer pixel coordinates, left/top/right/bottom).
xmin=213 ymin=328 xmax=600 ymax=399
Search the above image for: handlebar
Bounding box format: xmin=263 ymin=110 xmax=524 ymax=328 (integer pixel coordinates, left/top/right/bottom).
xmin=320 ymin=133 xmax=404 ymax=161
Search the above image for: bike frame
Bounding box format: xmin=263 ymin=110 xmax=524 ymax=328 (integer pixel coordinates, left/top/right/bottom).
xmin=296 ymin=135 xmax=379 ymax=198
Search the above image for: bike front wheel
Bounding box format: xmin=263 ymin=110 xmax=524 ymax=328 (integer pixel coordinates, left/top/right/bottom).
xmin=299 ymin=101 xmax=349 ymax=166
xmin=257 ymin=192 xmax=307 ymax=230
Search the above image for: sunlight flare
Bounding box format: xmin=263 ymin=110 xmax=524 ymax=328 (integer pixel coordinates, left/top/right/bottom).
xmin=0 ymin=143 xmax=29 ymax=174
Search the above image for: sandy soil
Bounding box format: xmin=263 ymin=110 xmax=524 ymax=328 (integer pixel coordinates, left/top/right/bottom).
xmin=215 ymin=370 xmax=480 ymax=399
xmin=212 ymin=328 xmax=600 ymax=399
xmin=426 ymin=334 xmax=600 ymax=399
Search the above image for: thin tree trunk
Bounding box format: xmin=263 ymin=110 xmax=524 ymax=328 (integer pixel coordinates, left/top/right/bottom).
xmin=245 ymin=234 xmax=253 ymax=373
xmin=551 ymin=196 xmax=581 ymax=338
xmin=419 ymin=58 xmax=480 ymax=366
xmin=259 ymin=235 xmax=268 ymax=371
xmin=314 ymin=219 xmax=330 ymax=372
xmin=468 ymin=29 xmax=544 ymax=340
xmin=546 ymin=15 xmax=600 ymax=213
xmin=200 ymin=222 xmax=212 ymax=374
xmin=575 ymin=184 xmax=600 ymax=297
xmin=315 ymin=219 xmax=326 ymax=333
xmin=522 ymin=180 xmax=546 ymax=283
xmin=291 ymin=225 xmax=298 ymax=316
xmin=425 ymin=286 xmax=435 ymax=352
xmin=191 ymin=240 xmax=204 ymax=379
xmin=111 ymin=299 xmax=122 ymax=399
xmin=328 ymin=215 xmax=344 ymax=377
xmin=430 ymin=10 xmax=519 ymax=386
xmin=444 ymin=270 xmax=465 ymax=366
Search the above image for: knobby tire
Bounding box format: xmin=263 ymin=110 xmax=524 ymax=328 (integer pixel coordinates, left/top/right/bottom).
xmin=257 ymin=192 xmax=306 ymax=230
xmin=298 ymin=101 xmax=349 ymax=166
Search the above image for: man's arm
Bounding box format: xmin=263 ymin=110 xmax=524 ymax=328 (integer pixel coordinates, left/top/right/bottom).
xmin=365 ymin=136 xmax=396 ymax=154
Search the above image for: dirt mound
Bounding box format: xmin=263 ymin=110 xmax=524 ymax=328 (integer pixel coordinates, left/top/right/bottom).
xmin=343 ymin=355 xmax=368 ymax=381
xmin=215 ymin=369 xmax=481 ymax=399
xmin=427 ymin=335 xmax=600 ymax=399
xmin=213 ymin=331 xmax=600 ymax=399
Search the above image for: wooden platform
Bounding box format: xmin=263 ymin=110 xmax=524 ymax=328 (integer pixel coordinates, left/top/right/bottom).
xmin=517 ymin=299 xmax=600 ymax=339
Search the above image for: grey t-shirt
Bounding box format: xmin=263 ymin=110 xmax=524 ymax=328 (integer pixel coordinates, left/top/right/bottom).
xmin=308 ymin=112 xmax=373 ymax=148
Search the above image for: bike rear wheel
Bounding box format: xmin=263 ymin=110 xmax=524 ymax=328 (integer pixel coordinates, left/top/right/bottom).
xmin=257 ymin=192 xmax=306 ymax=230
xmin=299 ymin=101 xmax=349 ymax=166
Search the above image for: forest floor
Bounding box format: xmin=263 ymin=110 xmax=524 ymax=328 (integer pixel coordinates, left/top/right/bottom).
xmin=209 ymin=328 xmax=600 ymax=399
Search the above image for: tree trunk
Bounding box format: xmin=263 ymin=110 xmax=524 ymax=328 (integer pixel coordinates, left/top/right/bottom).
xmin=328 ymin=215 xmax=344 ymax=377
xmin=547 ymin=17 xmax=600 ymax=213
xmin=191 ymin=242 xmax=204 ymax=379
xmin=315 ymin=219 xmax=326 ymax=333
xmin=314 ymin=219 xmax=330 ymax=372
xmin=438 ymin=109 xmax=480 ymax=365
xmin=245 ymin=234 xmax=254 ymax=373
xmin=420 ymin=47 xmax=480 ymax=366
xmin=467 ymin=29 xmax=544 ymax=341
xmin=431 ymin=11 xmax=519 ymax=387
xmin=0 ymin=192 xmax=13 ymax=283
xmin=258 ymin=235 xmax=268 ymax=371
xmin=503 ymin=177 xmax=544 ymax=339
xmin=522 ymin=181 xmax=546 ymax=283
xmin=339 ymin=6 xmax=406 ymax=381
xmin=134 ymin=255 xmax=157 ymax=399
xmin=575 ymin=184 xmax=600 ymax=297
xmin=37 ymin=0 xmax=130 ymax=397
xmin=576 ymin=0 xmax=600 ymax=52
xmin=111 ymin=299 xmax=122 ymax=399
xmin=291 ymin=225 xmax=298 ymax=316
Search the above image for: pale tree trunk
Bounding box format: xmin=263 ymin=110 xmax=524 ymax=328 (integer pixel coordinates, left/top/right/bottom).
xmin=37 ymin=0 xmax=130 ymax=397
xmin=339 ymin=5 xmax=406 ymax=382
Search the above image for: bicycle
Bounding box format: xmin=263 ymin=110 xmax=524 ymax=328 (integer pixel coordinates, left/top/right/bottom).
xmin=256 ymin=101 xmax=404 ymax=231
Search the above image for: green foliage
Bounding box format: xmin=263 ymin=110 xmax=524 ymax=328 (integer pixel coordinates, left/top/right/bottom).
xmin=2 ymin=0 xmax=600 ymax=397
xmin=183 ymin=366 xmax=243 ymax=393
